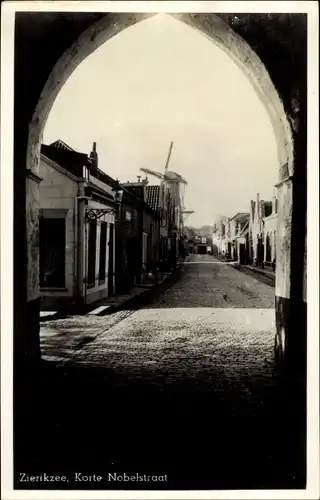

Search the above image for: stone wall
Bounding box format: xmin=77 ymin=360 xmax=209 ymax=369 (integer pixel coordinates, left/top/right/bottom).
xmin=275 ymin=179 xmax=292 ymax=300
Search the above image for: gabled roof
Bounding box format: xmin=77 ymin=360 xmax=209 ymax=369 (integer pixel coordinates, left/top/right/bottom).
xmin=49 ymin=139 xmax=75 ymax=151
xmin=41 ymin=143 xmax=89 ymax=178
xmin=146 ymin=185 xmax=160 ymax=212
xmin=239 ymin=219 xmax=249 ymax=236
xmin=230 ymin=212 xmax=250 ymax=223
xmin=96 ymin=168 xmax=118 ymax=191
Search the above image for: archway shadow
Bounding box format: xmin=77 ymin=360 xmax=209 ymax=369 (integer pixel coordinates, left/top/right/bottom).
xmin=15 ymin=338 xmax=305 ymax=491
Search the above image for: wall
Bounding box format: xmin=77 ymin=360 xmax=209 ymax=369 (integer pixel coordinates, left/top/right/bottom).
xmin=275 ymin=180 xmax=292 ymax=300
xmin=263 ymin=214 xmax=277 ymax=263
xmin=39 ymin=157 xmax=78 ymax=309
xmin=83 ymin=199 xmax=115 ymax=304
xmin=144 ymin=211 xmax=160 ymax=273
xmin=26 ymin=172 xmax=41 ymax=303
xmin=250 ymin=197 xmax=262 ymax=264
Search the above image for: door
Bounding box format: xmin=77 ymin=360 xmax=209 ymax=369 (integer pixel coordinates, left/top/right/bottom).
xmin=239 ymin=243 xmax=246 ymax=264
xmin=108 ymin=223 xmax=114 ymax=296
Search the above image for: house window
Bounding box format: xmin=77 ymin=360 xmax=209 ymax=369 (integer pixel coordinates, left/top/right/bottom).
xmin=87 ymin=219 xmax=97 ymax=286
xmin=99 ymin=222 xmax=107 ymax=283
xmin=40 ymin=217 xmax=66 ymax=288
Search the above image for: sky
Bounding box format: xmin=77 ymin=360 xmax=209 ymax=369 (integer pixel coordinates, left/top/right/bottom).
xmin=43 ymin=14 xmax=279 ymax=228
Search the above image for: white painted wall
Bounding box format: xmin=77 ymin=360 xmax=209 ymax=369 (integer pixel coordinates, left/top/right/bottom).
xmin=39 ymin=157 xmax=78 ymax=300
xmin=263 ymin=214 xmax=277 ymax=262
xmin=83 ymin=199 xmax=115 ymax=302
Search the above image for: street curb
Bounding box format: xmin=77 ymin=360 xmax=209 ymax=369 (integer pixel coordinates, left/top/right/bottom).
xmin=211 ymin=254 xmax=232 ymax=263
xmin=106 ymin=263 xmax=184 ymax=313
xmin=232 ymin=263 xmax=275 ymax=286
xmin=245 ymin=266 xmax=275 ymax=279
xmin=40 ymin=264 xmax=184 ymax=320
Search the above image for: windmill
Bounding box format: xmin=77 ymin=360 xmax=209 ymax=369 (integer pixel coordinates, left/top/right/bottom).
xmin=140 ymin=141 xmax=188 ymax=210
xmin=180 ymin=209 xmax=195 ymax=224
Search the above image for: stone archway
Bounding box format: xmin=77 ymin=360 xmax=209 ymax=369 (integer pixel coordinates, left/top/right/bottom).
xmin=21 ymin=12 xmax=305 ymax=371
xmin=28 ymin=13 xmax=293 ymax=174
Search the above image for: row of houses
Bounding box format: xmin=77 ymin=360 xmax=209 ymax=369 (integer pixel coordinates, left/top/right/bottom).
xmin=39 ymin=140 xmax=182 ymax=310
xmin=211 ymin=192 xmax=278 ymax=269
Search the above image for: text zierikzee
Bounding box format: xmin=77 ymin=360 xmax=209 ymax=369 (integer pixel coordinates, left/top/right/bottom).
xmin=19 ymin=473 xmax=102 ymax=483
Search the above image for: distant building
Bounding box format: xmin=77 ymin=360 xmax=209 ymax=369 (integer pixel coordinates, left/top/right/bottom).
xmin=226 ymin=212 xmax=250 ymax=263
xmin=262 ymin=192 xmax=278 ymax=268
xmin=146 ymin=183 xmax=177 ymax=270
xmin=187 ymin=234 xmax=212 ymax=255
xmin=249 ymin=194 xmax=273 ymax=267
xmin=119 ymin=179 xmax=160 ymax=291
xmin=212 ymin=219 xmax=228 ymax=257
xmin=184 ymin=227 xmax=197 ymax=254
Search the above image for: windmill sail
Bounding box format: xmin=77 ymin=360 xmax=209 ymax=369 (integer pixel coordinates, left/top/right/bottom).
xmin=164 ymin=141 xmax=174 ymax=174
xmin=140 ymin=167 xmax=164 ymax=180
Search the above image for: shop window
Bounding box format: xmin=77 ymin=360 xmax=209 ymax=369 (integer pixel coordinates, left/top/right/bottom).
xmin=99 ymin=222 xmax=107 ymax=283
xmin=40 ymin=217 xmax=65 ymax=288
xmin=87 ymin=219 xmax=97 ymax=286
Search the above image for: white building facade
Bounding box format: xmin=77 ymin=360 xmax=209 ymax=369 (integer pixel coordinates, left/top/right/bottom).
xmin=39 ymin=144 xmax=118 ymax=310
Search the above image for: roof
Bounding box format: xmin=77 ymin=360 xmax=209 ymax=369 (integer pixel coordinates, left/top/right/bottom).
xmin=41 ymin=143 xmax=89 ymax=178
xmin=146 ymin=185 xmax=160 ymax=212
xmin=239 ymin=219 xmax=249 ymax=236
xmin=86 ymin=181 xmax=115 ymax=203
xmin=49 ymin=139 xmax=75 ymax=151
xmin=122 ymin=183 xmax=146 ymax=202
xmin=230 ymin=212 xmax=250 ymax=222
xmin=96 ymin=168 xmax=118 ymax=190
xmin=43 ymin=141 xmax=118 ymax=190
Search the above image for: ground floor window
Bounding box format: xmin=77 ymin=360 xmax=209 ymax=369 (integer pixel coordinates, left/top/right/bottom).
xmin=99 ymin=221 xmax=107 ymax=282
xmin=108 ymin=223 xmax=115 ymax=294
xmin=87 ymin=219 xmax=97 ymax=286
xmin=40 ymin=217 xmax=66 ymax=288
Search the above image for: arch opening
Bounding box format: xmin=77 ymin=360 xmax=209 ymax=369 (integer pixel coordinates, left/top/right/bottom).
xmin=28 ymin=13 xmax=293 ymax=180
xmin=14 ymin=11 xmax=308 ymax=490
xmin=23 ymin=11 xmax=303 ymax=366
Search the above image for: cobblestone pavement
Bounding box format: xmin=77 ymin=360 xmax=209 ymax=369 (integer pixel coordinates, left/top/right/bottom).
xmin=40 ymin=309 xmax=135 ymax=364
xmin=21 ymin=255 xmax=304 ymax=490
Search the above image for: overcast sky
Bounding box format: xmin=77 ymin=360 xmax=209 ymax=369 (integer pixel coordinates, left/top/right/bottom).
xmin=43 ymin=14 xmax=278 ymax=227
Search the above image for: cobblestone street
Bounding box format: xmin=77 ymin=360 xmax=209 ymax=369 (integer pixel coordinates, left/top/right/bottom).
xmin=18 ymin=255 xmax=303 ymax=490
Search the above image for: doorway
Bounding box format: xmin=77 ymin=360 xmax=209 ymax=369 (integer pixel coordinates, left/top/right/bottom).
xmin=108 ymin=223 xmax=114 ymax=296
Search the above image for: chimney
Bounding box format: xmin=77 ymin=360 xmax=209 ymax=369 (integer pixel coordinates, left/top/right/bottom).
xmin=89 ymin=142 xmax=98 ymax=177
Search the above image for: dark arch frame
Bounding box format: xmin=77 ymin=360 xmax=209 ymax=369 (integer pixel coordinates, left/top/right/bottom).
xmin=14 ymin=6 xmax=307 ymax=422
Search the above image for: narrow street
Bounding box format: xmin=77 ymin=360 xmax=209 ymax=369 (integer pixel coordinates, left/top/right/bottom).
xmin=18 ymin=255 xmax=300 ymax=490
